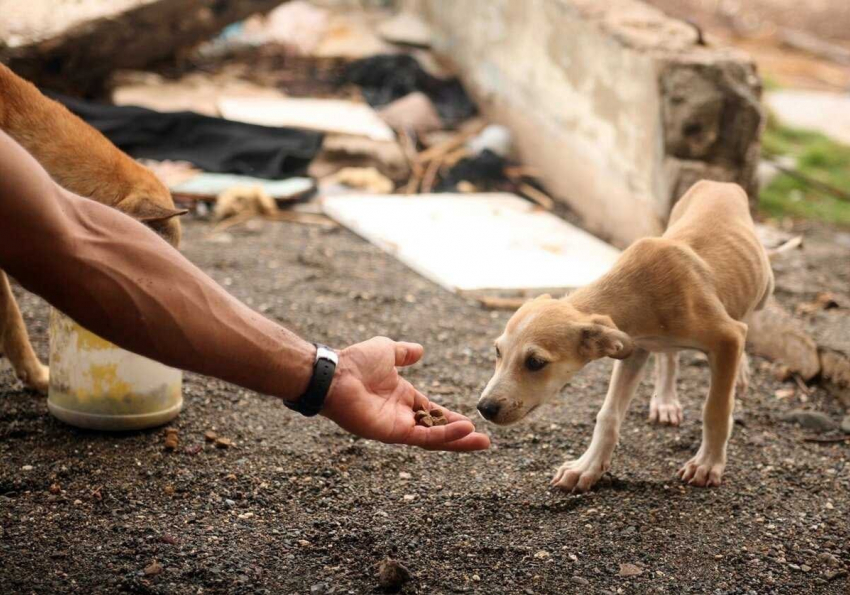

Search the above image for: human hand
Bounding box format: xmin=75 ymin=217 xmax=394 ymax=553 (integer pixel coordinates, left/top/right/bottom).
xmin=321 ymin=337 xmax=490 ymax=451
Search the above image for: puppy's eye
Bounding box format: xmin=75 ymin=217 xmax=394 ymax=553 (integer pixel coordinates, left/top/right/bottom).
xmin=495 ymin=345 xmax=501 ymax=359
xmin=525 ymin=356 xmax=548 ymax=372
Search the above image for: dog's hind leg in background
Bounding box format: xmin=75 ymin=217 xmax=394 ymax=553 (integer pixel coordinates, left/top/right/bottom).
xmin=0 ymin=271 xmax=49 ymax=392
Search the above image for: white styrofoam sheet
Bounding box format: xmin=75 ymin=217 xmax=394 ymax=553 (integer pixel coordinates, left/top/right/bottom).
xmin=218 ymin=97 xmax=395 ymax=142
xmin=322 ymin=193 xmax=621 ymax=292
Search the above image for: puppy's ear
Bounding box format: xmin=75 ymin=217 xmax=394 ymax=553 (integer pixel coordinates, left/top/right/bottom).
xmin=579 ymin=324 xmax=634 ymax=360
xmin=119 ymin=197 xmax=188 ymax=223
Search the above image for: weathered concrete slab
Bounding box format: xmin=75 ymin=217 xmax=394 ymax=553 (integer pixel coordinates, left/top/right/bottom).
xmin=0 ymin=0 xmax=290 ymax=94
xmin=322 ymin=193 xmax=621 ymax=293
xmin=404 ymin=0 xmax=763 ymax=247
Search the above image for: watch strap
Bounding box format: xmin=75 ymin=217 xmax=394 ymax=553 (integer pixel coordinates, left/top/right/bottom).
xmin=285 ymin=344 xmax=337 ymax=417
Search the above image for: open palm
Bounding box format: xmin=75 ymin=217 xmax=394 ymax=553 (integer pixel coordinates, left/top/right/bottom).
xmin=321 ymin=337 xmax=490 ymax=451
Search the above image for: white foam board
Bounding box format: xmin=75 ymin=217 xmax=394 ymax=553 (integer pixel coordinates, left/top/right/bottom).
xmin=218 ymin=97 xmax=396 ymax=142
xmin=322 ymin=193 xmax=620 ymax=292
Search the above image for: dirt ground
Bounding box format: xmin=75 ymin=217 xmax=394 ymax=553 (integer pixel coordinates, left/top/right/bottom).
xmin=1 ymin=218 xmax=849 ymax=594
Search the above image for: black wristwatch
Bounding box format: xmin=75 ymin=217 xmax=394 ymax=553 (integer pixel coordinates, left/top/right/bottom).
xmin=285 ymin=344 xmax=338 ymax=417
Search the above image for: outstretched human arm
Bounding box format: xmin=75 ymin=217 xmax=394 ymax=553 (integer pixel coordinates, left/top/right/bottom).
xmin=0 ymin=130 xmax=489 ymax=451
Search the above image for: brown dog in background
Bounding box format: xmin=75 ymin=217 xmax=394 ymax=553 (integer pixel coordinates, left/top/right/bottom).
xmin=478 ymin=181 xmax=773 ymax=490
xmin=0 ymin=63 xmax=186 ymax=393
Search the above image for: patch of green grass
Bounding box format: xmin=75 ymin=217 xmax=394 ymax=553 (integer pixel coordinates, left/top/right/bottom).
xmin=759 ymin=115 xmax=850 ymax=227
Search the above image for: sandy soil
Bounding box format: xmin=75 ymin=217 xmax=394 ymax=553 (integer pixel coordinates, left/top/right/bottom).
xmin=1 ymin=218 xmax=848 ymax=594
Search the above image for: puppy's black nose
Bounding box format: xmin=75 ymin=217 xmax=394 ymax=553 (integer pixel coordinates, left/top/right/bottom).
xmin=477 ymin=400 xmax=500 ymax=421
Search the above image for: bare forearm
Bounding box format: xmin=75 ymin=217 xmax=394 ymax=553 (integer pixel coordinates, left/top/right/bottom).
xmin=0 ymin=131 xmax=313 ymax=401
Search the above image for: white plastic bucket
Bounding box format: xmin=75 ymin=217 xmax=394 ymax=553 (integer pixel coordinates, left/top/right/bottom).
xmin=47 ymin=309 xmax=182 ymax=431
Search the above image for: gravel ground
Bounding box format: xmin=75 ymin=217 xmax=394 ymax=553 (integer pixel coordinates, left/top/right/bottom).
xmin=1 ymin=218 xmax=848 ymax=594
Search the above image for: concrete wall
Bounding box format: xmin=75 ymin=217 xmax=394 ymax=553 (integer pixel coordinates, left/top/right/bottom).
xmin=406 ymin=0 xmax=763 ymax=247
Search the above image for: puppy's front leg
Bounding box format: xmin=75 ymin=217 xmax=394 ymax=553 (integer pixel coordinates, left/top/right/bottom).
xmin=552 ymin=348 xmax=650 ymax=492
xmin=649 ymin=352 xmax=682 ymax=425
xmin=678 ymin=322 xmax=746 ymax=487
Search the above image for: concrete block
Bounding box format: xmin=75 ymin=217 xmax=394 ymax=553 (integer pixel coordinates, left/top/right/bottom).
xmin=0 ymin=0 xmax=290 ymax=94
xmin=405 ymin=0 xmax=763 ymax=247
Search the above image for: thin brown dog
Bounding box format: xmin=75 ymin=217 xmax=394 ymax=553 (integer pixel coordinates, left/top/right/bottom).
xmin=478 ymin=180 xmax=773 ymax=490
xmin=0 ymin=63 xmax=186 ymax=393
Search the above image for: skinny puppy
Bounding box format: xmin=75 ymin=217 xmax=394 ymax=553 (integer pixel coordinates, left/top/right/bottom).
xmin=478 ymin=181 xmax=773 ymax=490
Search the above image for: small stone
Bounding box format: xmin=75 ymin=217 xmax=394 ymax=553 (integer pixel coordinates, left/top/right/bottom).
xmin=224 ymin=499 xmax=236 ymax=508
xmin=73 ymin=499 xmax=82 ymax=506
xmin=572 ymin=576 xmax=590 ymax=586
xmin=619 ymin=563 xmax=643 ymax=577
xmin=215 ymin=437 xmax=233 ymax=449
xmin=377 ymin=558 xmax=411 ymax=592
xmin=184 ymin=444 xmax=203 ymax=455
xmin=774 ymin=388 xmax=795 ymax=400
xmin=21 ymin=465 xmax=33 ymax=471
xmin=48 ymin=483 xmax=61 ymax=495
xmin=144 ymin=560 xmax=163 ymax=576
xmin=780 ymin=410 xmax=837 ymax=432
xmin=472 ymin=574 xmax=481 ymax=582
xmin=204 ymin=430 xmax=217 ymax=442
xmin=399 ymin=472 xmax=411 ymax=479
xmin=238 ymin=512 xmax=254 ymax=519
xmin=403 ymin=494 xmax=416 ymax=501
xmin=818 ymin=552 xmax=840 ymax=567
xmin=534 ymin=550 xmax=550 ymax=559
xmin=297 ymin=539 xmax=311 ymax=547
xmin=163 ymin=485 xmax=175 ymax=496
xmin=841 ymin=414 xmax=850 ymax=434
xmin=801 ymin=565 xmax=811 ymax=572
xmin=160 ymin=534 xmax=178 ymax=545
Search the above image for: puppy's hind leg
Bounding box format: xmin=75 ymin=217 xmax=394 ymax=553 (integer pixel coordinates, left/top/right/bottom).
xmin=649 ymin=352 xmax=682 ymax=426
xmin=0 ymin=271 xmax=49 ymax=393
xmin=552 ymin=348 xmax=651 ymax=493
xmin=678 ymin=321 xmax=746 ymax=487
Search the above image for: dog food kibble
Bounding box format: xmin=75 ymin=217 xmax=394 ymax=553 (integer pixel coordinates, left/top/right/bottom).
xmin=164 ymin=428 xmax=179 ymax=451
xmin=204 ymin=430 xmax=217 ymax=442
xmin=414 ymin=408 xmax=448 ymax=427
xmin=215 ymin=437 xmax=233 ymax=449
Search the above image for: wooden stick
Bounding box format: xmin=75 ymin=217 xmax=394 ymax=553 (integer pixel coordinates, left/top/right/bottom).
xmin=518 ymin=182 xmax=555 ymax=210
xmin=415 ymin=119 xmax=486 ymax=165
xmin=477 ymin=296 xmax=527 ymax=310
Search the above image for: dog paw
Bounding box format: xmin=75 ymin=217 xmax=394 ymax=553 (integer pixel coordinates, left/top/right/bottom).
xmin=649 ymin=395 xmax=682 ymax=426
xmin=678 ymin=451 xmax=725 ymax=487
xmin=551 ymin=456 xmax=607 ymax=493
xmin=20 ymin=363 xmax=49 ymax=395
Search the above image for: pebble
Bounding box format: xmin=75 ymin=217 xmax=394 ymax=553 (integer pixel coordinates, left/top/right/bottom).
xmin=399 ymin=472 xmax=411 ymax=479
xmin=841 ymin=414 xmax=850 ymax=434
xmin=618 ymin=563 xmax=643 ymax=577
xmin=534 ymin=550 xmax=550 ymax=559
xmin=780 ymin=410 xmax=837 ymax=432
xmin=224 ymin=499 xmax=236 ymax=508
xmin=21 ymin=465 xmax=33 ymax=471
xmin=377 ymin=558 xmax=411 ymax=592
xmin=403 ymin=494 xmax=416 ymax=501
xmin=144 ymin=560 xmax=163 ymax=576
xmin=48 ymin=483 xmax=61 ymax=495
xmin=572 ymin=576 xmax=590 ymax=586
xmin=817 ymin=552 xmax=840 ymax=568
